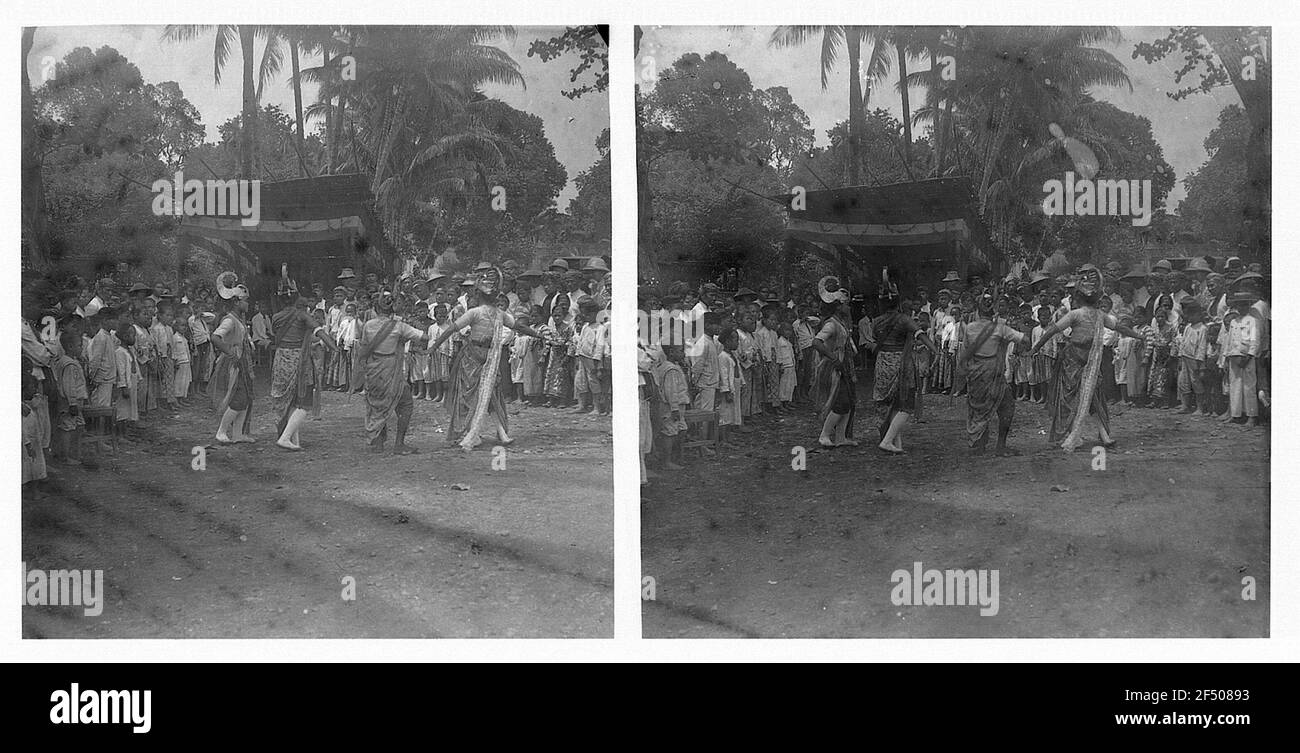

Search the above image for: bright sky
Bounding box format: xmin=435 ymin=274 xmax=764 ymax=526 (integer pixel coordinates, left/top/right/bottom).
xmin=26 ymin=25 xmax=609 ymax=209
xmin=638 ymin=25 xmax=1250 ymax=210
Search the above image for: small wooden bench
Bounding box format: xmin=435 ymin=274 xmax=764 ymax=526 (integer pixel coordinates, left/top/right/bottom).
xmin=80 ymin=406 xmax=118 ymax=456
xmin=682 ymin=409 xmax=719 ymax=457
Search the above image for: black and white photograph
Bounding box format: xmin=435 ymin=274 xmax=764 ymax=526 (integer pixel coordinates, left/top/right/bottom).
xmin=19 ymin=24 xmax=614 ymax=638
xmin=636 ymin=25 xmax=1270 ymax=638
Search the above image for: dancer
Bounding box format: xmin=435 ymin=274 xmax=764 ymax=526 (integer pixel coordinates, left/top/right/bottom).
xmin=810 ymin=296 xmax=858 ymax=448
xmin=356 ymin=291 xmax=433 ymax=455
xmin=869 ymin=281 xmax=937 ymax=454
xmin=1031 ymin=264 xmax=1146 ymax=451
xmin=428 ymin=266 xmax=547 ymax=450
xmin=956 ymin=293 xmax=1027 ymax=455
xmin=210 ymin=274 xmax=256 ymax=444
xmin=271 ymin=293 xmax=339 ymax=451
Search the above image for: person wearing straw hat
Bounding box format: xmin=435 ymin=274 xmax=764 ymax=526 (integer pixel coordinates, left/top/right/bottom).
xmin=1032 ymin=265 xmax=1147 ymax=451
xmin=1174 ymin=296 xmax=1210 ymax=415
xmin=583 ymin=256 xmax=609 ymax=281
xmin=210 ymin=273 xmax=257 ymax=444
xmin=1222 ymin=290 xmax=1264 ymax=428
xmin=513 ymin=265 xmax=541 ymax=305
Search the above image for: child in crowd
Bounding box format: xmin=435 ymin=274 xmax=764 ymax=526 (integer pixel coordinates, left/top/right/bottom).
xmin=510 ymin=312 xmax=534 ymax=404
xmin=520 ymin=306 xmax=547 ymax=405
xmin=1202 ymin=321 xmax=1223 ymax=417
xmin=1145 ymin=305 xmax=1175 ymax=409
xmin=913 ymin=311 xmax=932 ymax=421
xmin=52 ymin=330 xmax=87 ymax=465
xmin=571 ymin=299 xmax=602 ymax=413
xmin=717 ymin=328 xmax=743 ymax=443
xmin=542 ymin=298 xmax=575 ymax=408
xmin=114 ymin=325 xmax=140 ymax=428
xmin=172 ymin=314 xmax=192 ymax=406
xmin=1176 ymin=301 xmax=1209 ymax=414
xmin=428 ymin=304 xmax=453 ymax=403
xmin=1113 ymin=315 xmax=1136 ymax=405
xmin=332 ymin=303 xmax=360 ymax=391
xmin=1099 ymin=296 xmax=1119 ymax=404
xmin=652 ymin=344 xmax=690 ymax=470
xmin=310 ymin=308 xmax=327 ymax=418
xmin=757 ymin=306 xmax=782 ymax=413
xmin=1130 ymin=308 xmax=1156 ymax=407
xmin=687 ymin=312 xmax=722 ymax=413
xmin=1223 ymin=294 xmax=1261 ymax=427
xmin=22 ymin=370 xmax=48 ymax=485
xmin=1029 ymin=306 xmax=1055 ymax=404
xmin=407 ymin=312 xmax=430 ymax=400
xmin=775 ymin=322 xmax=798 ymax=413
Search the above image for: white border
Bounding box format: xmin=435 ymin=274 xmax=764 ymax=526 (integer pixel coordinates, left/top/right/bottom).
xmin=4 ymin=0 xmax=1296 ymax=662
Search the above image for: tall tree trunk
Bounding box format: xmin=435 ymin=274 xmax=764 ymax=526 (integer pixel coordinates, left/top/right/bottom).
xmin=978 ymin=94 xmax=1012 ymax=214
xmin=897 ymin=43 xmax=912 ymax=166
xmin=290 ymin=41 xmax=306 ymax=177
xmin=21 ymin=27 xmax=50 ymax=271
xmin=846 ymin=29 xmax=863 ymax=186
xmin=635 ymin=27 xmax=659 ymax=279
xmin=331 ymin=38 xmax=352 ymax=175
xmin=239 ymin=25 xmax=257 ymax=179
xmin=937 ymin=96 xmax=953 ymax=177
xmin=927 ymin=51 xmax=942 ymax=176
xmin=322 ymin=51 xmax=335 ymax=173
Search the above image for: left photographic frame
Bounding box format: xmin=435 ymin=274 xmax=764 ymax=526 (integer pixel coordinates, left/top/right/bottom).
xmin=19 ymin=24 xmax=613 ymax=638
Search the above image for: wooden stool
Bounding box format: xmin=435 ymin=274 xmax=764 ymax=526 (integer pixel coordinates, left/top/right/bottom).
xmin=80 ymin=406 xmax=118 ymax=456
xmin=682 ymin=409 xmax=719 ymax=457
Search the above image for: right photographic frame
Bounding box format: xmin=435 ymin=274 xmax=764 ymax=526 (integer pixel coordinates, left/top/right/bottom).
xmin=635 ymin=25 xmax=1270 ymax=638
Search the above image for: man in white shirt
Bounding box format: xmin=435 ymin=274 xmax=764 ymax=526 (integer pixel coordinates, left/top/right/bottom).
xmin=250 ymin=300 xmax=273 ymax=367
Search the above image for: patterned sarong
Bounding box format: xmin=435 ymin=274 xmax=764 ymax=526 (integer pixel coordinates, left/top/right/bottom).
xmin=446 ymin=332 xmax=510 ymax=450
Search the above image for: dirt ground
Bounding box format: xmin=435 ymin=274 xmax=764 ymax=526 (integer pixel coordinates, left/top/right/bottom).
xmin=23 ymin=369 xmax=613 ymax=638
xmin=641 ymin=388 xmax=1269 ymax=638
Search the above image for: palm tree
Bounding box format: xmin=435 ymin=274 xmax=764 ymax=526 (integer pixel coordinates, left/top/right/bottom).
xmin=959 ymin=27 xmax=1130 ymax=213
xmin=22 ymin=27 xmax=50 ymax=270
xmin=162 ymin=25 xmax=266 ymax=179
xmin=770 ymin=26 xmax=889 ymax=185
xmin=302 ymin=27 xmax=524 ymax=250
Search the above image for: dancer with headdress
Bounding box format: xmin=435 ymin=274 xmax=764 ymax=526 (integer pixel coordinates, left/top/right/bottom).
xmin=428 ymin=265 xmax=547 ymax=450
xmin=868 ymin=270 xmax=937 ymax=454
xmin=810 ymin=276 xmax=859 ymax=448
xmin=270 ymin=292 xmax=339 ymax=451
xmin=210 ymin=273 xmax=257 ymax=444
xmin=1031 ymin=264 xmax=1147 ymax=451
